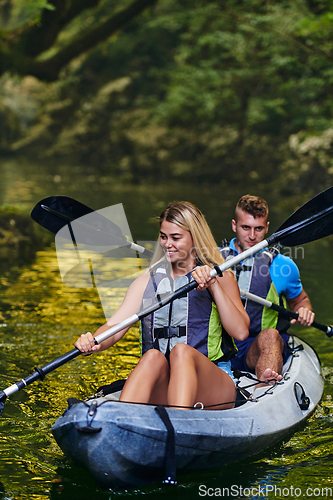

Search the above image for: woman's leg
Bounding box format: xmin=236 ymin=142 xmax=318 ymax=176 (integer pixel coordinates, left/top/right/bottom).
xmin=168 ymin=343 xmax=236 ymax=410
xmin=119 ymin=349 xmax=170 ymax=405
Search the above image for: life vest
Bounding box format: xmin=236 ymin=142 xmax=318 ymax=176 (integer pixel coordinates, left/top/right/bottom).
xmin=140 ymin=261 xmax=237 ymax=362
xmin=220 ymin=240 xmax=289 ymax=336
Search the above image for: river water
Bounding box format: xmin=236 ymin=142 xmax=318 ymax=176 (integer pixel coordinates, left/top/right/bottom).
xmin=0 ymin=158 xmax=333 ymax=499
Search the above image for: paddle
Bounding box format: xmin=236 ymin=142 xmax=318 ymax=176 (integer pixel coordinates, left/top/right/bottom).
xmin=31 ymin=196 xmax=153 ymax=258
xmin=37 ymin=195 xmax=333 ymax=334
xmin=240 ymin=289 xmax=333 ymax=337
xmin=1 ymin=187 xmax=333 ymax=415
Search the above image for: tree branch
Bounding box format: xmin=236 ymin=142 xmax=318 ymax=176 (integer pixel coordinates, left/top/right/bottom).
xmin=21 ymin=0 xmax=104 ymax=58
xmin=24 ymin=0 xmax=157 ymax=81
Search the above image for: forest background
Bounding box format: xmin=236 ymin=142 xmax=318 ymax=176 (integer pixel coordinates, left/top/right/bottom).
xmin=0 ymin=0 xmax=333 ymax=196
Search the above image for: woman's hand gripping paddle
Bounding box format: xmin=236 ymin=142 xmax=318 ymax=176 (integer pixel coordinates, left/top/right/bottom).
xmin=1 ymin=187 xmax=333 ymax=415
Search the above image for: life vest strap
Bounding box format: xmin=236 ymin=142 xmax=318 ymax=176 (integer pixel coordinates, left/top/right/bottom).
xmin=154 ymin=326 xmax=186 ymax=339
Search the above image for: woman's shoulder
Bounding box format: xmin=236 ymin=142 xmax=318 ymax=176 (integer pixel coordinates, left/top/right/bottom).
xmin=125 ymin=270 xmax=150 ymax=297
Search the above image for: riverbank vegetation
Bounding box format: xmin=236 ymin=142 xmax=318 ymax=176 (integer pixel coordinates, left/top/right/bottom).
xmin=0 ymin=0 xmax=333 ymax=195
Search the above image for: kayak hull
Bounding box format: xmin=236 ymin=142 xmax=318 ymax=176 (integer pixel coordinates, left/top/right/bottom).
xmin=52 ymin=337 xmax=323 ymax=489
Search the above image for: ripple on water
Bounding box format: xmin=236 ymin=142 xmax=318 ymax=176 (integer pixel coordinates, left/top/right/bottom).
xmin=0 ymin=240 xmax=333 ymax=499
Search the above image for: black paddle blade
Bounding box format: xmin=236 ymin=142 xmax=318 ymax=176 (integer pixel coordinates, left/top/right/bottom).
xmin=269 ymin=187 xmax=333 ymax=247
xmin=31 ymin=196 xmax=94 ymax=234
xmin=0 ymin=391 xmax=6 ymax=415
xmin=31 ymin=196 xmax=128 ymax=247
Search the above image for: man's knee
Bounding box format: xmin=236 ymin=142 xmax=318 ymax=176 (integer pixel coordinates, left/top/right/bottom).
xmin=257 ymin=328 xmax=284 ymax=349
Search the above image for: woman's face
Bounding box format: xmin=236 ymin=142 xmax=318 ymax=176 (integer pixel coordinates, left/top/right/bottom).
xmin=159 ymin=220 xmax=195 ymax=267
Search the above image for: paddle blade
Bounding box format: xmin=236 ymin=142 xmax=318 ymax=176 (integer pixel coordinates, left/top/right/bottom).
xmin=269 ymin=187 xmax=333 ymax=247
xmin=31 ymin=196 xmax=94 ymax=234
xmin=0 ymin=391 xmax=6 ymax=415
xmin=31 ymin=196 xmax=127 ymax=247
xmin=55 ymin=203 xmax=149 ymax=318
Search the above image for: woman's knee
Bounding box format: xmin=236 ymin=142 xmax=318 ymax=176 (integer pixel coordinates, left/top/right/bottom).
xmin=139 ymin=348 xmax=168 ymax=370
xmin=169 ymin=342 xmax=194 ymax=364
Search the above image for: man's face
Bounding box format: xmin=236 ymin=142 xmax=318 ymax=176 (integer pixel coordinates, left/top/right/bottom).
xmin=231 ymin=209 xmax=269 ymax=252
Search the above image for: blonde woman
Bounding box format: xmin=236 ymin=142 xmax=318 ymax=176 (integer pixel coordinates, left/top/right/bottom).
xmin=75 ymin=202 xmax=249 ymax=410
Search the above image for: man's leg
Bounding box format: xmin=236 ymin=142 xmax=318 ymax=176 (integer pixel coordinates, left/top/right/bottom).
xmin=245 ymin=328 xmax=284 ymax=383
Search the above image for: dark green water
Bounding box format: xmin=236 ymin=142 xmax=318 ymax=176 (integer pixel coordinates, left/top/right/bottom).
xmin=0 ymin=158 xmax=333 ymax=499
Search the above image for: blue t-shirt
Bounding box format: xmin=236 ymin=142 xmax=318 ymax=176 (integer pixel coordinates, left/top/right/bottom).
xmin=228 ymin=238 xmax=302 ymax=300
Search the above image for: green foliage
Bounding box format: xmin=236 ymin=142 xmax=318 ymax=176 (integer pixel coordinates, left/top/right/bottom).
xmin=1 ymin=0 xmax=333 ymax=193
xmin=0 ymin=0 xmax=55 ymax=29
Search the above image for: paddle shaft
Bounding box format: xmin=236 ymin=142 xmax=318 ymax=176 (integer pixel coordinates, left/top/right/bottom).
xmin=34 ymin=190 xmax=333 ymax=258
xmin=0 ymin=242 xmax=269 ymax=401
xmin=2 ymin=188 xmax=333 ymax=408
xmin=241 ymin=289 xmax=333 ymax=337
xmin=1 ymin=222 xmax=331 ymax=401
xmin=0 ymin=278 xmax=198 ymax=399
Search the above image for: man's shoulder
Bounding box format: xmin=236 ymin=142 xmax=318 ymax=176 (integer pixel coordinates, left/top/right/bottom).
xmin=271 ymin=252 xmax=299 ymax=268
xmin=269 ymin=252 xmax=302 ymax=296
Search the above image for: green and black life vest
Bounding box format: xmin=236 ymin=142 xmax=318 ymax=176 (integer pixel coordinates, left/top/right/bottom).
xmin=220 ymin=240 xmax=290 ymax=336
xmin=140 ymin=261 xmax=237 ymax=362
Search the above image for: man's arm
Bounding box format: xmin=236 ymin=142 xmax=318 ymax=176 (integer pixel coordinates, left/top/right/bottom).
xmin=286 ymin=289 xmax=315 ymax=326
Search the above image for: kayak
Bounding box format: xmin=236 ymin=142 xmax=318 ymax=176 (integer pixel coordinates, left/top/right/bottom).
xmin=51 ymin=336 xmax=323 ymax=490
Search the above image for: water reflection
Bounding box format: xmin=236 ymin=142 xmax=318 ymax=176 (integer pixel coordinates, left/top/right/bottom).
xmin=0 ymin=245 xmax=142 ymax=499
xmin=0 ymin=184 xmax=333 ymax=498
xmin=0 ymin=157 xmax=286 ymax=244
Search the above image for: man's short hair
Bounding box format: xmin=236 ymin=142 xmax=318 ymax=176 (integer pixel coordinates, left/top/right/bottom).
xmin=235 ymin=195 xmax=269 ymax=220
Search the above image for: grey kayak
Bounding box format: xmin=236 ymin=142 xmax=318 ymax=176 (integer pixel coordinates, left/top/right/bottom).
xmin=51 ymin=336 xmax=323 ymax=489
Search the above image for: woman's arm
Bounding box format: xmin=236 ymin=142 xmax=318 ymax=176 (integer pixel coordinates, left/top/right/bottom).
xmin=192 ymin=267 xmax=249 ymax=341
xmin=75 ymin=271 xmax=150 ymax=354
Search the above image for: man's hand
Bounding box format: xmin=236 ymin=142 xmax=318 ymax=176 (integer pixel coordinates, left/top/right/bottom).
xmin=287 ymin=289 xmax=314 ymax=326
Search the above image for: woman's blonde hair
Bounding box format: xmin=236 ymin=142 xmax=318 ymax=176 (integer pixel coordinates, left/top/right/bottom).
xmin=151 ymin=201 xmax=224 ymax=268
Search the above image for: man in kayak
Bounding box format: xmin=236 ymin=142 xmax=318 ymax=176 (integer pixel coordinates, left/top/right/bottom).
xmin=220 ymin=195 xmax=315 ymax=384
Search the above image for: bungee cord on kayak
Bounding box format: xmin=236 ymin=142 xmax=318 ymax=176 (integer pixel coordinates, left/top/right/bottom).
xmin=1 ymin=188 xmax=333 ymax=490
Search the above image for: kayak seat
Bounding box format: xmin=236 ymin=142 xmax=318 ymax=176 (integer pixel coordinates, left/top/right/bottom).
xmin=95 ymin=379 xmax=127 ymax=397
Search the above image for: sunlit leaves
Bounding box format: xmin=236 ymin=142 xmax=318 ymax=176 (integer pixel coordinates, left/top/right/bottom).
xmin=0 ymin=0 xmax=55 ymax=30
